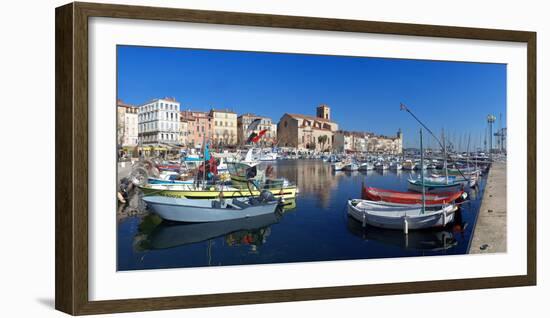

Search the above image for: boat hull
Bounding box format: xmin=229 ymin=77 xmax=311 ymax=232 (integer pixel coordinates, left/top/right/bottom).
xmin=407 ymin=180 xmax=463 ymax=194
xmin=140 ymin=184 xmax=298 ymax=200
xmin=363 ymin=186 xmax=464 ymax=205
xmin=143 ymin=196 xmax=279 ymax=222
xmin=347 ymin=200 xmax=455 ymax=230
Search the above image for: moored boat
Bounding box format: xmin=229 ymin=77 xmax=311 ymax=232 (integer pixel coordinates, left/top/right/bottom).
xmin=362 ymin=186 xmax=465 ymax=205
xmin=332 ymin=161 xmax=346 ymax=171
xmin=407 ymin=178 xmax=463 ymax=193
xmin=343 ymin=162 xmax=359 ymax=171
xmin=347 ymin=199 xmax=457 ymax=230
xmin=139 ymin=183 xmax=298 ymax=200
xmin=358 ymin=162 xmax=374 ymax=171
xmin=402 ymin=160 xmax=416 ymax=170
xmin=143 ymin=193 xmax=280 ymax=223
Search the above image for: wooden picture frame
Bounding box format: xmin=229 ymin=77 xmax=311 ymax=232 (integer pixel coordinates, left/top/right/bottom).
xmin=55 ymin=1 xmax=536 ymax=315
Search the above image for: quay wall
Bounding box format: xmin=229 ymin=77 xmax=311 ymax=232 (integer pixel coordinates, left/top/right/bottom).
xmin=469 ymin=162 xmax=507 ymax=254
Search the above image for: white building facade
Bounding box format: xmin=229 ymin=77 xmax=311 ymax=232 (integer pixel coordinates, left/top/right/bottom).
xmin=138 ymin=98 xmax=181 ymax=145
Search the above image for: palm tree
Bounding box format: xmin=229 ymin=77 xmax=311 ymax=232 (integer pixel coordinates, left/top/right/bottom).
xmin=318 ymin=135 xmax=328 ymax=151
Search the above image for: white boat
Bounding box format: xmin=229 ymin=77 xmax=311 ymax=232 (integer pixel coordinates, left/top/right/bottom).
xmin=343 ymin=162 xmax=359 ymax=171
xmin=426 ymin=175 xmax=477 ymax=188
xmin=402 ymin=160 xmax=416 ymax=170
xmin=389 ymin=162 xmax=402 ymax=170
xmin=143 ymin=194 xmax=280 ymax=223
xmin=358 ymin=162 xmax=374 ymax=171
xmin=332 ymin=161 xmax=346 ymax=171
xmin=347 ymin=199 xmax=456 ymax=230
xmin=259 ymin=151 xmax=278 ymax=161
xmin=375 ymin=162 xmax=389 ymax=170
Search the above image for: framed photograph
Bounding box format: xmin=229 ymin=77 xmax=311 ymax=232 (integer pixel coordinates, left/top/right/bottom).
xmin=55 ymin=2 xmax=536 ymax=315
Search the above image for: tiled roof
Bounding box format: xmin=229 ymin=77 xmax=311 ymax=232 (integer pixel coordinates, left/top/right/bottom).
xmin=285 ymin=113 xmax=334 ymax=123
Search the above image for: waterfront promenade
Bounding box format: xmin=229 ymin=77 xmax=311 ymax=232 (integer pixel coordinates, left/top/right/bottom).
xmin=469 ymin=162 xmax=507 ymax=254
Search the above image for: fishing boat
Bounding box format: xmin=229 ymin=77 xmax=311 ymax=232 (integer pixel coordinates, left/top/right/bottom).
xmin=147 ymin=177 xmax=195 ymax=185
xmin=348 ymin=129 xmax=457 ymax=231
xmin=139 ymin=183 xmax=298 ymax=200
xmin=142 ymin=192 xmax=280 ymax=223
xmin=358 ymin=162 xmax=374 ymax=171
xmin=426 ymin=175 xmax=477 ymax=188
xmin=347 ymin=199 xmax=457 ymax=230
xmin=362 ymin=186 xmax=465 ymax=205
xmin=343 ymin=162 xmax=359 ymax=171
xmin=332 ymin=161 xmax=346 ymax=171
xmin=408 ymin=178 xmax=463 ymax=193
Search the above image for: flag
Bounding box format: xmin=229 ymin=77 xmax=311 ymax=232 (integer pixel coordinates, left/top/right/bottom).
xmin=400 ymin=103 xmax=408 ymax=111
xmin=251 ymin=129 xmax=268 ymax=143
xmin=247 ymin=118 xmax=261 ymax=132
xmin=246 ymin=132 xmax=258 ymax=144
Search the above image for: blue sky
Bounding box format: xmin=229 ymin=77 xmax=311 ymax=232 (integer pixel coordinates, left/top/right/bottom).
xmin=117 ymin=45 xmax=506 ymax=149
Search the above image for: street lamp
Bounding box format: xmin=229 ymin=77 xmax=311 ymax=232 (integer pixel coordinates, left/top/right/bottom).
xmin=487 ymin=114 xmax=496 ymax=162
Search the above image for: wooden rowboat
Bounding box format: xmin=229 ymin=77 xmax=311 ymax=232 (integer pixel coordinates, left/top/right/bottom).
xmin=362 ymin=186 xmax=465 ymax=205
xmin=347 ymin=199 xmax=457 ymax=230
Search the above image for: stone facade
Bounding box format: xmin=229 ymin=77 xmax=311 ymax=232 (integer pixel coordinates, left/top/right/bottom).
xmin=277 ymin=105 xmax=338 ymax=151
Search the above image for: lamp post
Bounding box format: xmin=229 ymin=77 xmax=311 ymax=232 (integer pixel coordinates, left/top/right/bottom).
xmin=487 ymin=114 xmax=496 ymax=162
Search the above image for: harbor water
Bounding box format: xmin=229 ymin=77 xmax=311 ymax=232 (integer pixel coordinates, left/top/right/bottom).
xmin=117 ymin=160 xmax=486 ymax=271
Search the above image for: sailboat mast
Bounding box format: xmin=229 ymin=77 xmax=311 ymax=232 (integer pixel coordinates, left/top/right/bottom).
xmin=467 ymin=134 xmax=471 ymax=170
xmin=442 ymin=128 xmax=448 ymax=184
xmin=420 ymin=129 xmax=426 ymax=214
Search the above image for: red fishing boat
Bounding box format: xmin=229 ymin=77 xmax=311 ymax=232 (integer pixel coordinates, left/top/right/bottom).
xmin=362 ymin=186 xmax=464 ymax=205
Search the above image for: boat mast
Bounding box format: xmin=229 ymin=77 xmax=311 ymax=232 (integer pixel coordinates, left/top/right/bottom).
xmin=420 ymin=129 xmax=426 ymax=214
xmin=203 ymin=134 xmax=207 ymax=189
xmin=467 ymin=134 xmax=471 ymax=171
xmin=442 ymin=128 xmax=448 ymax=184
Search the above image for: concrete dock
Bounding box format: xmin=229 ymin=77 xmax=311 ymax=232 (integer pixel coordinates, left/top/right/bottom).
xmin=469 ymin=162 xmax=507 ymax=254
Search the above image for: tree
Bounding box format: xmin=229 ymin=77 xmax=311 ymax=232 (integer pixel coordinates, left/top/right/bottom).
xmin=318 ymin=135 xmax=328 ymax=151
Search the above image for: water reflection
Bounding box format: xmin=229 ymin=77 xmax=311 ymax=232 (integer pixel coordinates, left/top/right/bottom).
xmin=135 ymin=212 xmax=281 ymax=251
xmin=347 ymin=209 xmax=467 ymax=252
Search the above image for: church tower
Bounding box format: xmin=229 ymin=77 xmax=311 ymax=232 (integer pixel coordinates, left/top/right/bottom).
xmin=316 ymin=104 xmax=331 ymax=120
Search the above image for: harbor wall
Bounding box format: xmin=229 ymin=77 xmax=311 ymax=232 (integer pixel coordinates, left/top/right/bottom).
xmin=469 ymin=162 xmax=507 ymax=253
